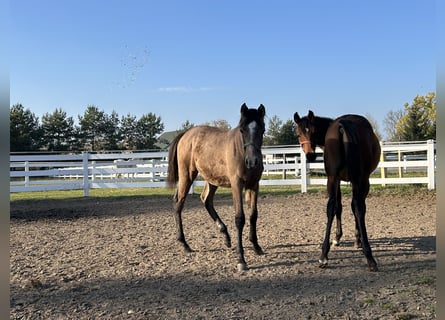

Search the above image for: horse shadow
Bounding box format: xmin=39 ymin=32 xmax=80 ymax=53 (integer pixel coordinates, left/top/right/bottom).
xmin=247 ymin=235 xmax=436 ymax=271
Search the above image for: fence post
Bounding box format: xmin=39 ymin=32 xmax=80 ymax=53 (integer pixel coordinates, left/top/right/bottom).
xmin=380 ymin=142 xmax=386 ymax=187
xmin=398 ymin=150 xmax=403 ymax=177
xmin=91 ymin=161 xmax=96 ymax=182
xmin=24 ymin=161 xmax=30 ymax=187
xmin=403 ymin=155 xmax=407 ymax=174
xmin=149 ymin=159 xmax=155 ymax=180
xmin=427 ymin=139 xmax=435 ymax=190
xmin=82 ymin=152 xmax=90 ymax=197
xmin=300 ymin=147 xmax=307 ymax=193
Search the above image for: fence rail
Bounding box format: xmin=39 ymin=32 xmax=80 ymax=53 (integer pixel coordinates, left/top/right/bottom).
xmin=10 ymin=140 xmax=436 ymax=196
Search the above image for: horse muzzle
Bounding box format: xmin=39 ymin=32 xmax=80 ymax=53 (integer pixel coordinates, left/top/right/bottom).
xmin=245 ymin=155 xmax=261 ymax=170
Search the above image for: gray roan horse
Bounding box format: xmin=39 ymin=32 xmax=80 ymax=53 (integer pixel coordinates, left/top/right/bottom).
xmin=294 ymin=110 xmax=380 ymax=271
xmin=167 ymin=103 xmax=266 ymax=271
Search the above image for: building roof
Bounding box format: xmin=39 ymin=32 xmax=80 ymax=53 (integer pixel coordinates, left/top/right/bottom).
xmin=155 ymin=130 xmax=181 ymax=150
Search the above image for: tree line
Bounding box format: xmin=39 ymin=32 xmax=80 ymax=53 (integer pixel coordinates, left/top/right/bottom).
xmin=10 ymin=104 xmax=164 ymax=152
xmin=10 ymin=92 xmax=435 ymax=152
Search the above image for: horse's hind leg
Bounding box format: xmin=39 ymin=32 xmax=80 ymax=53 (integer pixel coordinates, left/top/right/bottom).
xmin=333 ymin=183 xmax=343 ymax=246
xmin=352 ymin=181 xmax=378 ymax=271
xmin=320 ymin=177 xmax=339 ymax=268
xmin=200 ymin=182 xmax=231 ymax=248
xmin=245 ymin=186 xmax=264 ymax=255
xmin=173 ymin=176 xmax=196 ymax=253
xmin=351 ymin=203 xmax=362 ymax=249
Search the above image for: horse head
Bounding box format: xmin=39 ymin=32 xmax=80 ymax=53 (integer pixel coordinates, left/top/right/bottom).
xmin=239 ymin=103 xmax=266 ymax=170
xmin=293 ymin=110 xmax=318 ymax=162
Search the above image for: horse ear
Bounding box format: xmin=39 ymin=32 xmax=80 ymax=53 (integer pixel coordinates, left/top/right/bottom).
xmin=308 ymin=110 xmax=314 ymax=121
xmin=241 ymin=103 xmax=248 ymax=114
xmin=258 ymin=104 xmax=266 ymax=117
xmin=294 ymin=112 xmax=301 ymax=123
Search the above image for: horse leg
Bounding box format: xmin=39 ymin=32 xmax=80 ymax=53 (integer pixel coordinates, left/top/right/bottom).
xmin=173 ymin=175 xmax=196 ymax=253
xmin=351 ymin=202 xmax=362 ymax=249
xmin=352 ymin=181 xmax=378 ymax=272
xmin=232 ymin=181 xmax=248 ymax=271
xmin=319 ymin=177 xmax=339 ymax=268
xmin=246 ymin=186 xmax=264 ymax=255
xmin=200 ymin=182 xmax=231 ymax=248
xmin=333 ymin=183 xmax=343 ymax=246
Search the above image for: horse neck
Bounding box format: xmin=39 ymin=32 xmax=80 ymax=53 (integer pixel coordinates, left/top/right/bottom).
xmin=228 ymin=126 xmax=244 ymax=152
xmin=314 ymin=116 xmax=333 ymax=147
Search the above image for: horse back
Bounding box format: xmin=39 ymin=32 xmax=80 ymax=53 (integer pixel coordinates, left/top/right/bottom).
xmin=324 ymin=115 xmax=380 ymax=180
xmin=178 ymin=125 xmax=232 ymax=159
xmin=174 ymin=125 xmax=242 ymax=187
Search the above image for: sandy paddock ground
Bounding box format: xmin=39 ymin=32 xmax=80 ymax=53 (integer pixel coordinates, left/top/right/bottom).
xmin=10 ymin=189 xmax=436 ymax=319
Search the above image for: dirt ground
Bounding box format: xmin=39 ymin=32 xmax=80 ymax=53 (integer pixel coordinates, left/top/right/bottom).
xmin=10 ymin=189 xmax=436 ymax=319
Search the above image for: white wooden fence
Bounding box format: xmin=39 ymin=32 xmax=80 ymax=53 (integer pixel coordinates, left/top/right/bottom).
xmin=10 ymin=140 xmax=436 ymax=196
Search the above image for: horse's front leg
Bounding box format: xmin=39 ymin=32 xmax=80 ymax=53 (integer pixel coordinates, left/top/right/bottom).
xmin=232 ymin=181 xmax=247 ymax=271
xmin=320 ymin=177 xmax=339 ymax=268
xmin=246 ymin=185 xmax=264 ymax=255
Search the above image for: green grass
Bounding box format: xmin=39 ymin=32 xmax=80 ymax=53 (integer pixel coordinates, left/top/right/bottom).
xmin=416 ymin=276 xmax=435 ymax=285
xmin=9 ymin=183 xmax=434 ymax=202
xmin=394 ymin=312 xmax=416 ymax=320
xmin=9 ymin=186 xmax=301 ymax=202
xmin=382 ymin=302 xmax=394 ymax=310
xmin=9 ymin=187 xmax=175 ymax=202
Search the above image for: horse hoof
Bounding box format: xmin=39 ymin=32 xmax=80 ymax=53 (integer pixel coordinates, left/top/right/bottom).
xmin=256 ymin=249 xmax=265 ymax=255
xmin=332 ymin=240 xmax=340 ymax=247
xmin=318 ymin=259 xmax=328 ymax=268
xmin=183 ymin=246 xmax=193 ymax=253
xmin=254 ymin=246 xmax=264 ymax=255
xmin=237 ymin=263 xmax=248 ymax=272
xmin=225 ymin=240 xmax=232 ymax=248
xmin=368 ymin=263 xmax=378 ymax=272
xmin=369 ymin=266 xmax=378 ymax=272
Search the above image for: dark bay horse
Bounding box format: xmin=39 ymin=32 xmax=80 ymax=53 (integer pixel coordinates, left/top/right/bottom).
xmin=294 ymin=110 xmax=380 ymax=271
xmin=167 ymin=103 xmax=266 ymax=271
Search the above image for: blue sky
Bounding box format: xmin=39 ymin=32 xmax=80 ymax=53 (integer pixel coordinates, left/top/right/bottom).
xmin=10 ymin=0 xmax=435 ymax=137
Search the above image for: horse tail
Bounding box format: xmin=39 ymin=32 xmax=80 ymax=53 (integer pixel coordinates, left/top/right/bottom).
xmin=338 ymin=120 xmax=361 ymax=183
xmin=166 ymin=131 xmax=186 ymax=187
